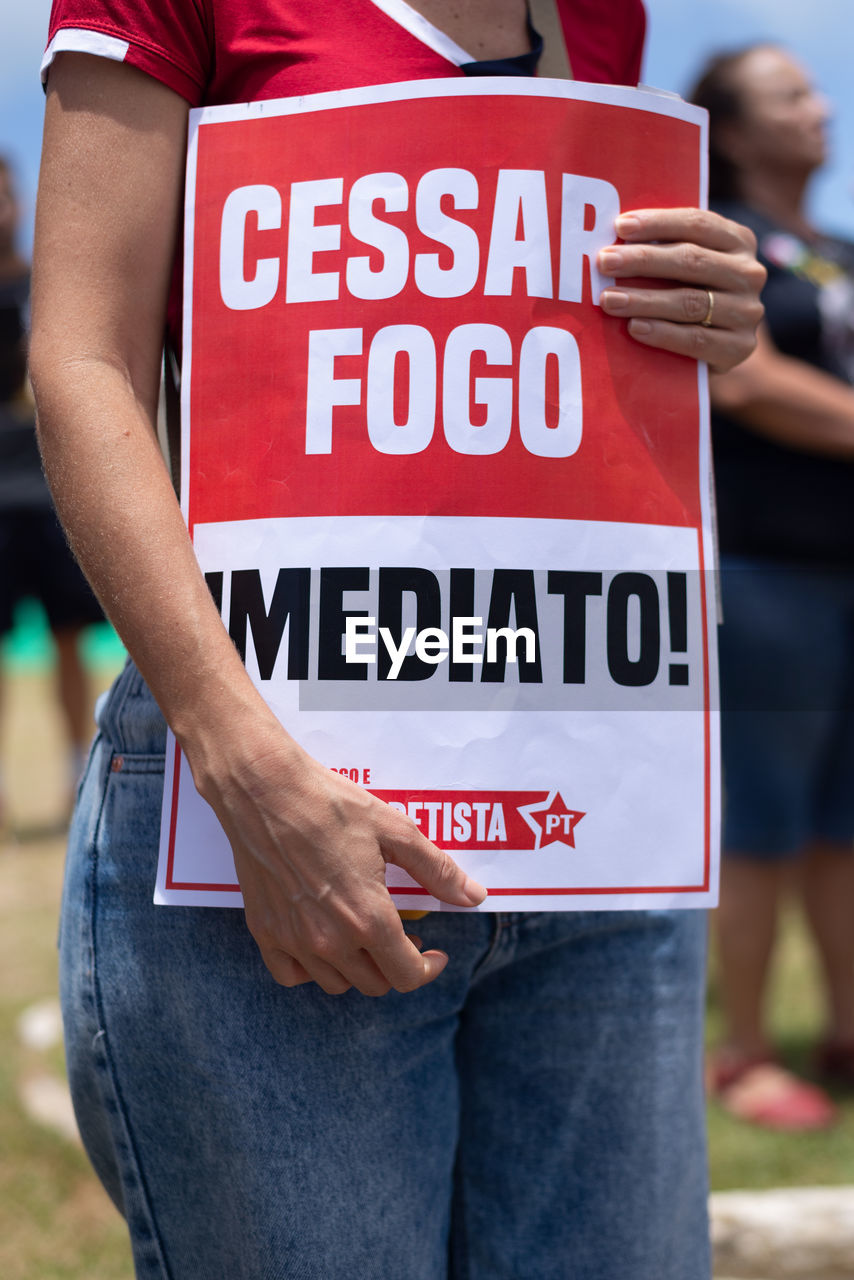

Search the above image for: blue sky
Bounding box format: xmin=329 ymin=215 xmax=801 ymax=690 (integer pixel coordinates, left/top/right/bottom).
xmin=2 ymin=0 xmax=853 ymax=252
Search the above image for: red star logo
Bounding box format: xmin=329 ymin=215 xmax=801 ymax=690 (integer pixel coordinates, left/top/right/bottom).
xmin=517 ymin=791 xmax=585 ymax=851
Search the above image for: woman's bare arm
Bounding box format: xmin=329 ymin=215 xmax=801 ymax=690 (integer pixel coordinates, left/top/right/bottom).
xmin=30 ymin=53 xmax=485 ymax=997
xmin=706 ymin=324 xmax=854 ymax=456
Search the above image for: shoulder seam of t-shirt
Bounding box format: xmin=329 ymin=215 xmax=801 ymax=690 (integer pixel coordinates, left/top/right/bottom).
xmin=41 ymin=23 xmax=204 ymax=97
xmin=366 ymin=0 xmax=473 ymax=65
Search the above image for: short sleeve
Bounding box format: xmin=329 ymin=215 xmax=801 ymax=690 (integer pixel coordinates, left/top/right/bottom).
xmin=41 ymin=0 xmax=213 ymax=105
xmin=555 ymin=0 xmax=646 ymax=86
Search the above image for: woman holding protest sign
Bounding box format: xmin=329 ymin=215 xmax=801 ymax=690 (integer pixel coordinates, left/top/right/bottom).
xmin=694 ymin=45 xmax=854 ymax=1131
xmin=31 ymin=2 xmax=763 ymax=1276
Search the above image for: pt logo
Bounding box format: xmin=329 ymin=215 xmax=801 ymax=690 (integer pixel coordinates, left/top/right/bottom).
xmin=373 ymin=788 xmax=585 ymax=852
xmin=517 ymin=791 xmax=585 ymax=851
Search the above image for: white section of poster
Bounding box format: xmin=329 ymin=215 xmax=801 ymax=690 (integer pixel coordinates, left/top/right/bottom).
xmin=156 ymin=514 xmax=719 ymax=909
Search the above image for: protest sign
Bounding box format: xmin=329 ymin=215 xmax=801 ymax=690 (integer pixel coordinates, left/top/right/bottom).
xmin=155 ymin=76 xmax=718 ymax=911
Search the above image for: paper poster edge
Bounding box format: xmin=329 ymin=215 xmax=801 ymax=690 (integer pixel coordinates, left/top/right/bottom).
xmin=189 ymin=75 xmax=707 ymax=130
xmin=180 ymin=124 xmax=199 ymax=521
xmin=153 ymin=889 xmax=716 ymax=910
xmin=154 ymin=726 xmax=180 ymax=906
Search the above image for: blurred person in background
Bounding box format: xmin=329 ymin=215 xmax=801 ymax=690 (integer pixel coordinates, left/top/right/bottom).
xmin=693 ymin=46 xmax=854 ymax=1130
xmin=0 ymin=155 xmax=102 ymax=833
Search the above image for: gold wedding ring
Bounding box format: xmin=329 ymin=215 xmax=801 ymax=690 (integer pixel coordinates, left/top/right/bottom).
xmin=700 ymin=289 xmax=715 ymax=327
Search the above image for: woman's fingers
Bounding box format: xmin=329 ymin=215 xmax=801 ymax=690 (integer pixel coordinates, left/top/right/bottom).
xmin=263 ymin=935 xmax=396 ymax=998
xmin=600 ymin=243 xmax=749 ymax=293
xmin=366 ymin=924 xmax=449 ymax=993
xmin=597 ymin=207 xmax=766 ymax=373
xmin=263 ymin=911 xmax=445 ymax=998
xmin=601 ymin=284 xmax=725 ymax=326
xmin=265 ymin=951 xmax=315 ymax=988
xmin=618 ymin=317 xmax=746 ymax=368
xmin=300 ymin=948 xmax=391 ymax=997
xmin=380 ymin=806 xmax=487 ymax=911
xmin=614 ymin=207 xmax=756 ymax=252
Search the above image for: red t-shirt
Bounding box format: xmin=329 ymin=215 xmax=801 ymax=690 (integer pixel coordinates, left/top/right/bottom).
xmin=42 ymin=0 xmax=646 ymax=104
xmin=41 ymin=1 xmax=646 ymax=345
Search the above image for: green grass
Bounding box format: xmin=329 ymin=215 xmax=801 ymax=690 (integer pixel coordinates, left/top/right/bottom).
xmin=0 ymin=1025 xmax=134 ymax=1280
xmin=0 ymin=841 xmax=134 ymax=1280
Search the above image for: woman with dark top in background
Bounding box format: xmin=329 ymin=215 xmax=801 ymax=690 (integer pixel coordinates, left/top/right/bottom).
xmin=694 ymin=45 xmax=854 ymax=1131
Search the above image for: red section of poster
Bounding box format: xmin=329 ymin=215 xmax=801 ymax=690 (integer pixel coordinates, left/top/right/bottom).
xmin=188 ymin=91 xmax=703 ymax=532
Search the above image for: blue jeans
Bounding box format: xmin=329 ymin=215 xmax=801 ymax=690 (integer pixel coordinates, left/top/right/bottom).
xmin=60 ymin=661 xmax=710 ymax=1279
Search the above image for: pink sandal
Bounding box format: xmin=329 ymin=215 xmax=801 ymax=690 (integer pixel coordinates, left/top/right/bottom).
xmin=707 ymin=1051 xmax=837 ymax=1131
